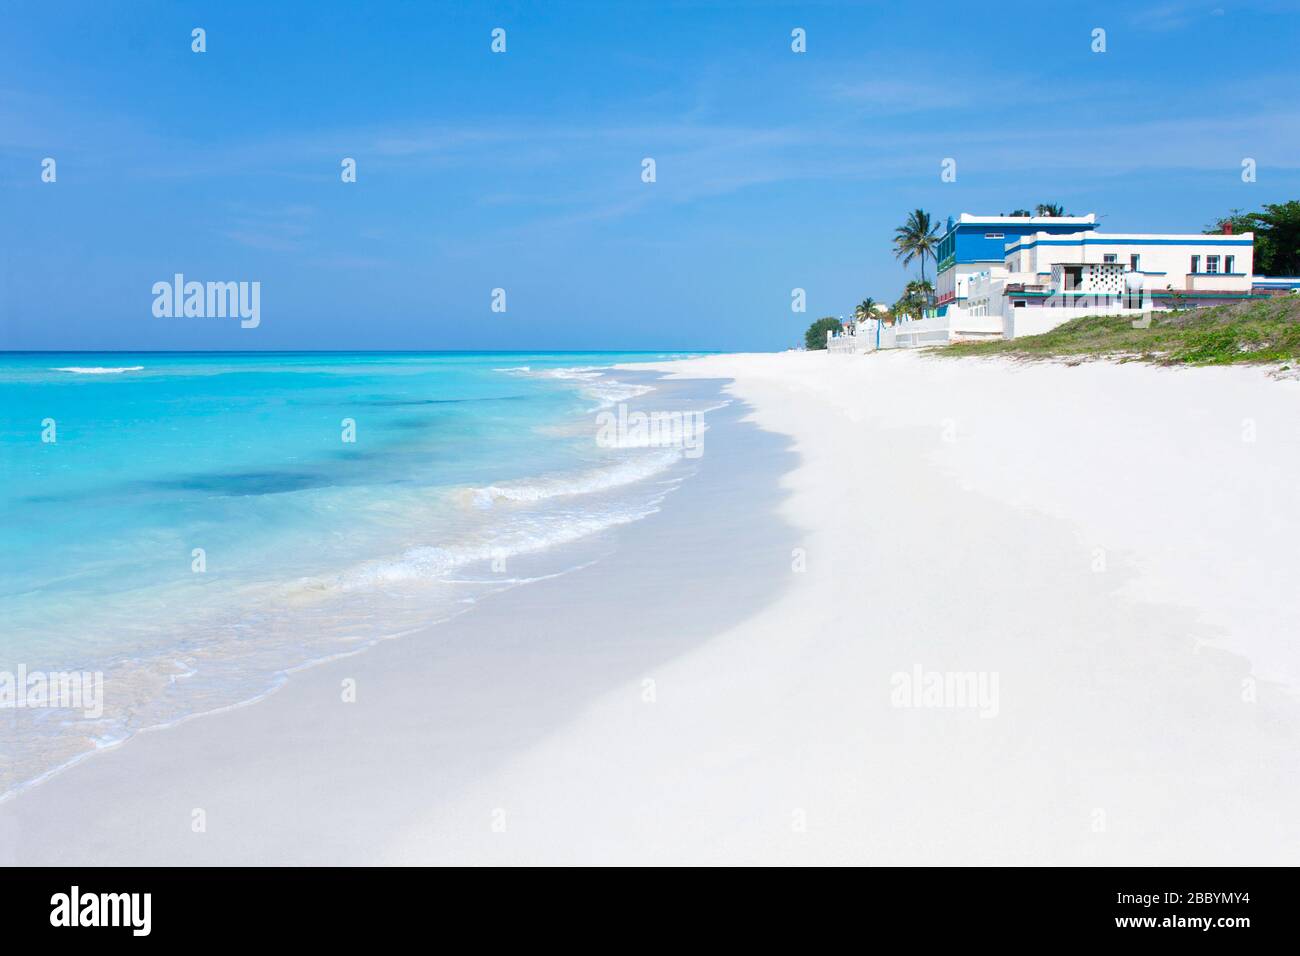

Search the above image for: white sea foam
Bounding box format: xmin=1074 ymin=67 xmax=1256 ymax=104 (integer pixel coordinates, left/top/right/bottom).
xmin=580 ymin=380 xmax=656 ymax=408
xmin=52 ymin=366 xmax=144 ymax=374
xmin=541 ymin=366 xmax=602 ymax=379
xmin=335 ymin=500 xmax=665 ymax=590
xmin=322 ymin=449 xmax=688 ymax=592
xmin=497 ymin=364 xmax=656 ymax=408
xmin=470 ymin=448 xmax=683 ymax=507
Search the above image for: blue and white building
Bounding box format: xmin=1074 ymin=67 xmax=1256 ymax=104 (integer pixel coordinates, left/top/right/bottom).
xmin=882 ymin=214 xmax=1287 ymax=347
xmin=978 ymin=227 xmax=1262 ymax=337
xmin=933 ymin=213 xmax=1099 ymax=312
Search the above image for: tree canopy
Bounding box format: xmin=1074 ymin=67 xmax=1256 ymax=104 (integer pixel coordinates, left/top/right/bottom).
xmin=804 ymin=316 xmax=842 ymax=350
xmin=1207 ymin=201 xmax=1300 ymax=276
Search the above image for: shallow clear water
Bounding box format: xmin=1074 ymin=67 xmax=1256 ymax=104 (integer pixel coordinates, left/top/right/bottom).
xmin=0 ymin=351 xmax=706 ymax=794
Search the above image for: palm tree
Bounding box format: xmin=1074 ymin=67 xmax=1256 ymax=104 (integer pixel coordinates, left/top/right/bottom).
xmin=893 ymin=209 xmax=941 ymax=289
xmin=1007 ymin=208 xmax=1033 ymax=217
xmin=904 ymin=279 xmax=933 ymax=305
xmin=1035 ymin=202 xmax=1066 ymax=217
xmin=893 ymin=280 xmax=934 ymax=321
xmin=854 ymin=298 xmax=878 ymax=322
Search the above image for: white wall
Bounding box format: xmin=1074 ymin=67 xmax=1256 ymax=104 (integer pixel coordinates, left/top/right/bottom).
xmin=827 ymin=336 xmax=869 ymax=354
xmin=891 ymin=315 xmax=952 ymax=348
xmin=1007 ymin=232 xmax=1255 ymax=293
xmin=944 ymin=309 xmax=1006 ymax=341
xmin=937 ymin=263 xmax=1008 ymax=307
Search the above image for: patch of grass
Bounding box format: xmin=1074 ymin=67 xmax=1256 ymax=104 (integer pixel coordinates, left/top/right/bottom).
xmin=939 ymin=297 xmax=1300 ymax=366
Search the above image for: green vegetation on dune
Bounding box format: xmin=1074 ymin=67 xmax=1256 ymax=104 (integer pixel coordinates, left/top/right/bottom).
xmin=939 ymin=297 xmax=1300 ymax=366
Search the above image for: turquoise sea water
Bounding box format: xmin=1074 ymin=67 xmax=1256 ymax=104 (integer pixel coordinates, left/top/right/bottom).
xmin=0 ymin=351 xmax=706 ymax=794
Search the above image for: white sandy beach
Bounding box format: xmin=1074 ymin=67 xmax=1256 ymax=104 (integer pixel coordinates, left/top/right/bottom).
xmin=4 ymin=350 xmax=1299 ymax=866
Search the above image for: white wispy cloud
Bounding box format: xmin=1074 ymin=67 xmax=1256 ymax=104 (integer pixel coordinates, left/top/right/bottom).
xmin=220 ymin=202 xmax=315 ymax=252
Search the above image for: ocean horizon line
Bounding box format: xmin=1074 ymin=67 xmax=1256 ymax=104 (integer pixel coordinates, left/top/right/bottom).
xmin=0 ymin=348 xmax=725 ymax=356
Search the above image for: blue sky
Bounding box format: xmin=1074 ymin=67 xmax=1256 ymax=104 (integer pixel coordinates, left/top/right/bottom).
xmin=2 ymin=0 xmax=1298 ymax=351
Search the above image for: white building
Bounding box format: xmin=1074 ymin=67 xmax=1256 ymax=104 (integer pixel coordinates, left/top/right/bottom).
xmin=933 ymin=213 xmax=1100 ymax=311
xmin=870 ymin=225 xmax=1272 ymax=348
xmin=978 ymin=229 xmax=1259 ymax=337
xmin=829 ymin=218 xmax=1287 ymax=354
xmin=1003 ymin=229 xmax=1254 ymax=295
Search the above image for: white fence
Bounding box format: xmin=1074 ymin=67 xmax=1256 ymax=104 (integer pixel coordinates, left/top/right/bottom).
xmin=825 ymin=294 xmax=1226 ymax=354
xmin=826 ymin=317 xmax=947 ymax=352
xmin=890 ymin=315 xmax=953 ymax=348
xmin=826 ymin=311 xmax=1010 ymax=353
xmin=826 ymin=331 xmax=871 ymax=353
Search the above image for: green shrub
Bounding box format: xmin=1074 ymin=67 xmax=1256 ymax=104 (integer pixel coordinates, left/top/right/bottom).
xmin=805 ymin=317 xmax=843 ymax=351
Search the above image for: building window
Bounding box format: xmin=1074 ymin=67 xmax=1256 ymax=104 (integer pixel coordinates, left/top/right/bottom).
xmin=1225 ymin=255 xmax=1235 ymax=274
xmin=1190 ymin=255 xmax=1200 ymax=274
xmin=1013 ymin=300 xmax=1027 ymax=308
xmin=985 ymin=233 xmax=1004 ymax=239
xmin=1103 ymin=253 xmax=1117 ymax=263
xmin=1206 ymin=255 xmax=1220 ymax=274
xmin=1130 ymin=254 xmax=1140 ymax=271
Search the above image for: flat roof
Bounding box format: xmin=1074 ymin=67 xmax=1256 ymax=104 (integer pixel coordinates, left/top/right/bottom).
xmin=957 ymin=213 xmax=1097 ymax=225
xmin=1006 ymin=231 xmax=1254 ymax=248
